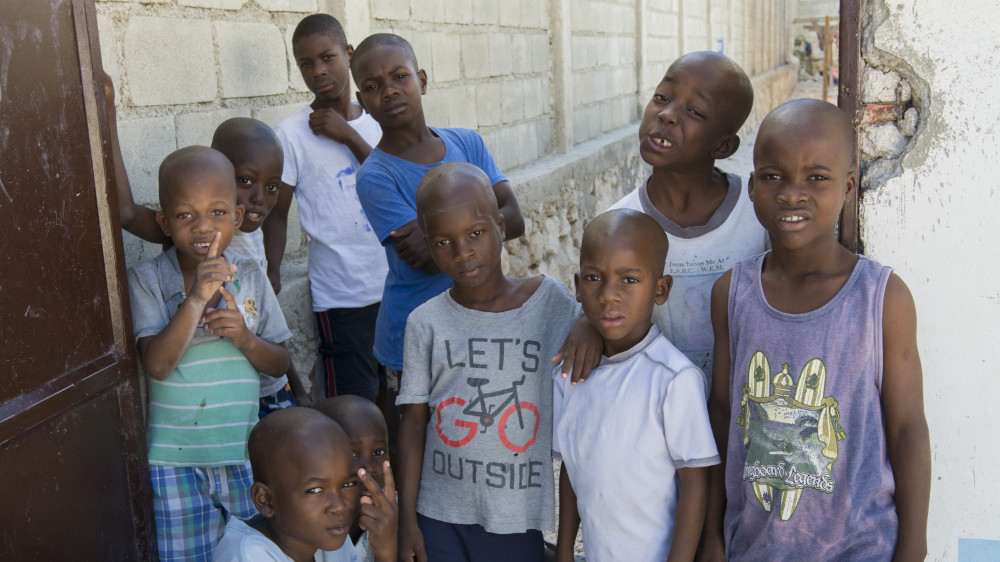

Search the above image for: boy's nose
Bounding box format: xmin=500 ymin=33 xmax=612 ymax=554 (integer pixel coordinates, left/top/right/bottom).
xmin=657 ymin=104 xmax=678 ymax=124
xmin=776 ymin=181 xmax=808 ymax=204
xmin=248 ymin=184 xmax=263 ymax=204
xmin=598 ymin=283 xmax=620 ymax=303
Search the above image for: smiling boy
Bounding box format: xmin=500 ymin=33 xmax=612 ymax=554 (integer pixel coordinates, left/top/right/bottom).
xmin=264 ymin=14 xmax=388 ymax=403
xmin=553 ymin=209 xmax=719 ymax=562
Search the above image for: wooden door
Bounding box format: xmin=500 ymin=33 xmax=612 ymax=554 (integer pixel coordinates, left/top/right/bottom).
xmin=0 ymin=0 xmax=155 ymax=558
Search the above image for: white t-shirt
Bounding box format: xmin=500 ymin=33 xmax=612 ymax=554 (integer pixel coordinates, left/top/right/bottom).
xmin=552 ymin=326 xmax=720 ymax=562
xmin=229 ymin=228 xmax=288 ymax=397
xmin=214 ymin=517 xmax=359 ymax=562
xmin=275 ymin=106 xmax=388 ymax=311
xmin=609 ymin=171 xmax=768 ymax=389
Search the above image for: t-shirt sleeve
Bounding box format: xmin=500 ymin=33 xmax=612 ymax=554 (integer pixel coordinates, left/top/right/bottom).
xmin=458 ymin=129 xmax=507 ymax=186
xmin=397 ymin=312 xmax=433 ymax=405
xmin=275 ymin=121 xmax=299 ymax=187
xmin=127 ymin=262 xmax=169 ymax=341
xmin=663 ymin=367 xmax=720 ymax=468
xmin=550 ymin=363 xmax=567 ymax=459
xmin=253 ymin=269 xmax=292 ymax=345
xmin=356 ymin=160 xmax=414 ymax=244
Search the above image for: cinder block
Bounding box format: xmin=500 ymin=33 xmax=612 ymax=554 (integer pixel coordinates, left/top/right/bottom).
xmin=283 ymin=26 xmax=309 ymax=93
xmin=535 ymin=117 xmax=553 ymax=156
xmin=422 ymin=86 xmax=450 ymax=128
xmin=124 ymin=17 xmax=216 ymax=106
xmin=511 ymin=34 xmax=532 ymax=74
xmin=531 ymin=34 xmax=549 ymax=74
xmin=461 ymin=33 xmax=490 ymax=79
xmin=408 ymin=32 xmax=433 ymax=77
xmin=442 ymin=0 xmax=473 ymax=24
xmin=472 ymin=0 xmax=498 ymax=24
xmin=178 ymin=0 xmax=245 ymax=9
xmin=572 ymin=36 xmax=589 ymax=71
xmin=523 ymin=78 xmax=544 ymax=119
xmin=216 ymin=21 xmax=288 ymax=98
xmin=176 ymin=108 xmax=251 ymax=148
xmin=476 ymin=83 xmax=502 ymax=127
xmin=412 ymin=0 xmax=443 ymax=22
xmin=517 ymin=122 xmax=539 ymax=165
xmin=489 ymin=34 xmax=512 ymax=77
xmin=600 ymin=99 xmax=614 ymax=133
xmin=95 ymin=13 xmax=120 ymax=100
xmin=447 ymin=85 xmax=478 ymax=129
xmin=493 ymin=124 xmax=520 ymax=170
xmin=499 ymin=0 xmax=520 ymax=26
xmin=256 ymin=0 xmax=317 ymax=11
xmin=252 ymin=103 xmax=307 ymax=129
xmin=571 ymin=2 xmax=590 ymax=31
xmin=370 ymin=0 xmax=409 ymax=20
xmin=431 ymin=34 xmax=462 ymax=83
xmin=519 ymin=0 xmax=545 ymax=28
xmin=574 ymin=72 xmax=593 ymax=105
xmin=117 ymin=115 xmax=177 ymax=208
xmin=501 ymin=80 xmax=524 ymax=123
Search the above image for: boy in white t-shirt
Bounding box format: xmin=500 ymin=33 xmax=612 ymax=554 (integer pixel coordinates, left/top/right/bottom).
xmin=263 ymin=14 xmax=388 ymax=402
xmin=553 ymin=209 xmax=719 ymax=562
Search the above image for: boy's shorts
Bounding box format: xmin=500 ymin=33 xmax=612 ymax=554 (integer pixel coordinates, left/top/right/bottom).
xmin=258 ymin=383 xmax=296 ymax=419
xmin=150 ymin=462 xmax=257 ymax=562
xmin=316 ymin=302 xmax=385 ymax=399
xmin=416 ymin=513 xmax=544 ymax=562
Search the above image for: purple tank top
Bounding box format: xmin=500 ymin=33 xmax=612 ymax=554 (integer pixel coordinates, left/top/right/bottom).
xmin=723 ymin=253 xmax=898 ymax=561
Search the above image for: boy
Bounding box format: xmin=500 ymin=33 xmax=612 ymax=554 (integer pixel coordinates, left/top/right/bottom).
xmin=214 ymin=407 xmax=397 ymax=562
xmin=264 ymin=14 xmax=389 ymax=402
xmin=315 ymin=395 xmax=393 ymax=562
xmin=349 ymin=33 xmax=525 ymax=442
xmin=553 ymin=209 xmax=719 ymax=562
xmin=107 ymin=71 xmax=309 ymax=410
xmin=560 ymin=51 xmax=767 ymax=386
xmin=701 ymin=99 xmax=930 ymax=560
xmin=127 ymin=146 xmax=292 ymax=560
xmin=396 ymin=163 xmax=576 ymax=561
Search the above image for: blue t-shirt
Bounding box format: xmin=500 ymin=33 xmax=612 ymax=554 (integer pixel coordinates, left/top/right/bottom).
xmin=356 ymin=127 xmax=507 ymax=370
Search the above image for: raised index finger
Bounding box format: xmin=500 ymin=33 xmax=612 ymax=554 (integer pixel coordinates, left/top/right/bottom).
xmin=219 ymin=285 xmax=238 ymax=310
xmin=358 ymin=468 xmax=385 ymax=508
xmin=381 ymin=460 xmax=396 ymax=503
xmin=207 ymin=231 xmax=221 ymax=258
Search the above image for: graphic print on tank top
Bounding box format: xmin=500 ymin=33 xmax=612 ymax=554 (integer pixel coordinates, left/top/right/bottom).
xmin=738 ymin=351 xmax=847 ymax=520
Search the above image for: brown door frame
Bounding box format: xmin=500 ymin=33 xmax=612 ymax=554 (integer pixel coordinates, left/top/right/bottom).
xmin=838 ymin=0 xmax=862 ymax=252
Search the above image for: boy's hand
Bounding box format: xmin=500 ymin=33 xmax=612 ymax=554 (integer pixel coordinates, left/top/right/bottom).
xmin=552 ymin=317 xmax=603 ymax=384
xmin=389 ymin=221 xmax=436 ymax=272
xmin=190 ymin=232 xmax=237 ymax=304
xmin=202 ymin=286 xmax=252 ymax=348
xmin=358 ymin=461 xmax=398 ymax=562
xmin=396 ymin=514 xmax=426 ymax=562
xmin=309 ymin=108 xmax=355 ymax=143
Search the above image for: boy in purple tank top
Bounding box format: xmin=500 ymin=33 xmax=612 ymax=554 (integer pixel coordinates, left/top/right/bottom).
xmin=700 ymin=99 xmax=930 ymax=561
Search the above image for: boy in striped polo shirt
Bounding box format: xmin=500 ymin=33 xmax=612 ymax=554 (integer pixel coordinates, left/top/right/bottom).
xmin=127 ymin=146 xmax=292 ymax=561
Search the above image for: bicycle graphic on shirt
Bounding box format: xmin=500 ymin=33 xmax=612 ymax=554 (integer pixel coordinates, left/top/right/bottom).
xmin=435 ymin=375 xmax=540 ymax=453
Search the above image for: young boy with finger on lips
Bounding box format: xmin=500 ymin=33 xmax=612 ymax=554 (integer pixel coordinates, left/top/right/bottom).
xmin=264 ymin=14 xmax=389 ymax=404
xmin=700 ymin=99 xmax=930 ymax=561
xmin=395 ymin=163 xmax=577 ymax=562
xmin=126 ymin=146 xmax=292 ymax=560
xmin=213 ymin=407 xmax=398 ymax=562
xmin=553 ymin=209 xmax=719 ymax=562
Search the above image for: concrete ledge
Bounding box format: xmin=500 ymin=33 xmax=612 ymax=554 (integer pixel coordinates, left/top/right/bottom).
xmin=741 ymin=62 xmax=799 ymax=137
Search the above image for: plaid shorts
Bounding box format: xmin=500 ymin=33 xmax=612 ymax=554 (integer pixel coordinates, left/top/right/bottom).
xmin=258 ymin=383 xmax=296 ymax=419
xmin=149 ymin=462 xmax=257 ymax=561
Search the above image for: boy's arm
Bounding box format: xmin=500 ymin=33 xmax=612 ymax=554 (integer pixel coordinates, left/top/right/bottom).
xmin=555 ymin=464 xmax=581 ymax=562
xmin=881 ymin=274 xmax=930 ymax=562
xmin=698 ymin=271 xmax=733 ymax=562
xmin=103 ymin=72 xmax=169 ymax=244
xmin=388 ymin=220 xmax=439 ymax=275
xmin=491 ymin=180 xmax=524 ymax=240
xmin=358 ymin=461 xmax=398 ymax=562
xmin=397 ymin=403 xmax=429 ymax=562
xmin=308 ymin=109 xmax=373 ymax=163
xmin=668 ymin=466 xmax=711 ymax=562
xmin=261 ymin=182 xmax=295 ymax=294
xmin=285 ymin=361 xmax=311 ymax=407
xmin=202 ymin=287 xmax=290 ymax=377
xmin=553 ymin=316 xmax=604 ymax=384
xmin=136 ymin=234 xmax=235 ymax=379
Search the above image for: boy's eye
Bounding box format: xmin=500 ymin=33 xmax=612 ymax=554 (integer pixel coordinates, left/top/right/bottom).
xmin=364 ymin=82 xmax=379 ymax=92
xmin=653 ymin=93 xmax=669 ymax=103
xmin=394 ymin=73 xmax=409 ymax=80
xmin=305 ymin=486 xmax=323 ymax=494
xmin=175 ymin=212 xmax=191 ymax=219
xmin=351 ymin=450 xmax=360 ymax=459
xmin=237 ymin=176 xmax=252 ymax=185
xmin=342 ymin=479 xmax=358 ymax=489
xmin=761 ymin=173 xmax=781 ymax=181
xmin=688 ymin=108 xmax=705 ymax=119
xmin=299 ymin=61 xmax=311 ymax=69
xmin=212 ymin=209 xmax=226 ymax=216
xmin=435 ymin=239 xmax=451 ymax=247
xmin=808 ymin=174 xmax=829 ymax=182
xmin=373 ymin=448 xmax=386 ymax=457
xmin=585 ymin=274 xmax=601 ymax=282
xmin=470 ymin=230 xmax=484 ymax=238
xmin=266 ymin=183 xmax=280 ymax=192
xmin=323 ymin=54 xmax=335 ymax=61
xmin=623 ymin=277 xmax=639 ymax=284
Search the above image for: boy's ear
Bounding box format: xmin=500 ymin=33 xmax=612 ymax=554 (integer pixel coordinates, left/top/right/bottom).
xmin=573 ymin=272 xmax=582 ymax=303
xmin=747 ymin=174 xmax=756 ymax=202
xmin=234 ymin=204 xmax=245 ymax=229
xmin=251 ymin=482 xmax=275 ymax=517
xmin=418 ymin=69 xmax=428 ymax=95
xmin=496 ymin=213 xmax=506 ymax=240
xmin=356 ymin=90 xmax=366 ymax=112
xmin=345 ymin=44 xmax=354 ymax=60
xmin=844 ymin=168 xmax=857 ymax=200
xmin=654 ymin=275 xmax=672 ymax=305
xmin=710 ymin=134 xmax=741 ymax=161
xmin=155 ymin=211 xmax=171 ymax=237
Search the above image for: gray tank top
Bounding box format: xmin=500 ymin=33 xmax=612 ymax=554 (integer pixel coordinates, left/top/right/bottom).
xmin=723 ymin=253 xmax=898 ymax=561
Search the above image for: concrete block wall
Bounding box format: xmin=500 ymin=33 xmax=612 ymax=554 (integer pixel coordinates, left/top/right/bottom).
xmin=98 ymin=0 xmax=794 ymax=397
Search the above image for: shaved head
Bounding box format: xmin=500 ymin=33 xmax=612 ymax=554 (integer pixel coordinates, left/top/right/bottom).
xmin=415 ymin=162 xmax=498 ymax=231
xmin=211 ymin=118 xmax=282 ymax=163
xmin=248 ymin=407 xmax=350 ymax=484
xmin=158 ymin=146 xmax=235 ymax=209
xmin=581 ymin=209 xmax=668 ymax=273
xmin=756 ymin=99 xmax=856 ymax=166
xmin=669 ymin=51 xmax=754 ymax=133
xmin=314 ymin=395 xmax=387 ymax=439
xmin=351 ymin=33 xmax=419 ymax=82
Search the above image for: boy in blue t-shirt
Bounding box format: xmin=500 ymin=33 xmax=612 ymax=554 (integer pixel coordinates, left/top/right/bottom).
xmin=350 ymin=33 xmax=525 ymax=454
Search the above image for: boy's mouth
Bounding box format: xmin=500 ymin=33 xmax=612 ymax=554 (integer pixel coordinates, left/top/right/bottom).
xmin=650 ymin=136 xmax=675 ymax=149
xmin=599 ymin=312 xmax=625 ymax=328
xmin=244 ymin=209 xmax=266 ymax=223
xmin=313 ymin=82 xmax=335 ymax=95
xmin=776 ymin=213 xmax=809 ymax=230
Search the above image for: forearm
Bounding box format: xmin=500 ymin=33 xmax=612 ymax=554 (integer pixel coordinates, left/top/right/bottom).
xmin=669 ymin=467 xmax=710 ymax=562
xmin=262 ymin=215 xmax=288 ymax=288
xmin=889 ymin=420 xmax=931 ymax=561
xmin=109 ymin=104 xmax=169 ymax=243
xmin=556 ymin=464 xmax=580 ymax=562
xmin=397 ymin=405 xmax=429 ymax=523
xmin=139 ymin=298 xmax=203 ymax=380
xmin=343 ymin=127 xmax=373 ymax=164
xmin=236 ymin=338 xmax=290 ymax=378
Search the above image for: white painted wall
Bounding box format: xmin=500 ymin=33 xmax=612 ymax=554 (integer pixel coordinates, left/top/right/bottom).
xmin=859 ymin=1 xmax=1000 ymax=560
